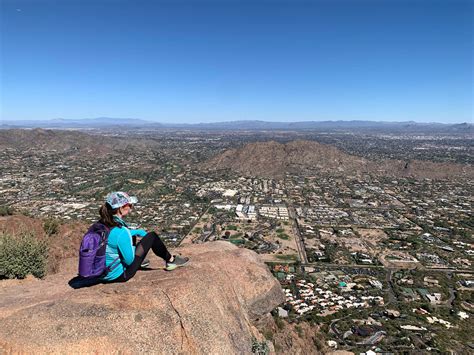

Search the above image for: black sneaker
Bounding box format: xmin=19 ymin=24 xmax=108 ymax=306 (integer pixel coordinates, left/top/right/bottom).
xmin=165 ymin=255 xmax=189 ymax=271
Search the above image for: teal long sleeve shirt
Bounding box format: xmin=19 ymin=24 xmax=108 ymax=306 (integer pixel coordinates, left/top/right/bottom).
xmin=101 ymin=216 xmax=147 ymax=281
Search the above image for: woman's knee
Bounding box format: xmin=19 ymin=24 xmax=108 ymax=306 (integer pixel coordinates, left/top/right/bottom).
xmin=148 ymin=231 xmax=165 ymax=243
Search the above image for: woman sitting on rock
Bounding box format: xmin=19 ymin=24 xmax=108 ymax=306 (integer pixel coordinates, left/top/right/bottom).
xmin=99 ymin=191 xmax=188 ymax=282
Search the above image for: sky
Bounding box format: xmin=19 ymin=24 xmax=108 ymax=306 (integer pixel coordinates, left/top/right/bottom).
xmin=0 ymin=0 xmax=472 ymax=124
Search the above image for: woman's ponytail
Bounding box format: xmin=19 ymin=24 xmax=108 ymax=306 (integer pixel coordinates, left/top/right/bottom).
xmin=99 ymin=203 xmax=119 ymax=227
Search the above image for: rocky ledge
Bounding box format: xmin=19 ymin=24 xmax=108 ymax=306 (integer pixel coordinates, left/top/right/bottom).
xmin=0 ymin=241 xmax=285 ymax=354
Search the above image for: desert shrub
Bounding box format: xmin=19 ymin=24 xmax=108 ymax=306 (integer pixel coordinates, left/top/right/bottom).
xmin=43 ymin=218 xmax=60 ymax=236
xmin=275 ymin=316 xmax=285 ymax=330
xmin=262 ymin=329 xmax=274 ymax=341
xmin=0 ymin=205 xmax=14 ymax=216
xmin=251 ymin=338 xmax=269 ymax=355
xmin=208 ymin=207 xmax=217 ymax=214
xmin=0 ymin=232 xmax=48 ymax=279
xmin=20 ymin=209 xmax=33 ymax=217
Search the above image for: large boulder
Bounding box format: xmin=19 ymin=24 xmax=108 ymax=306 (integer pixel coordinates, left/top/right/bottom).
xmin=0 ymin=241 xmax=285 ymax=353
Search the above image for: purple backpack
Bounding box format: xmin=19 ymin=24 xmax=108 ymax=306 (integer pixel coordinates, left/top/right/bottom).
xmin=78 ymin=222 xmax=119 ymax=278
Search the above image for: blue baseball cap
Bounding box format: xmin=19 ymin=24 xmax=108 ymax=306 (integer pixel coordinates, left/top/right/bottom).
xmin=106 ymin=191 xmax=138 ymax=209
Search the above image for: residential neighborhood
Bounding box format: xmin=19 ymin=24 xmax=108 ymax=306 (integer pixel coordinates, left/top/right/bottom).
xmin=0 ymin=128 xmax=472 ymax=353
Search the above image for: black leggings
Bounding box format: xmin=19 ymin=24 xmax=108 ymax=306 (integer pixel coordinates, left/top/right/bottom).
xmin=113 ymin=232 xmax=172 ymax=282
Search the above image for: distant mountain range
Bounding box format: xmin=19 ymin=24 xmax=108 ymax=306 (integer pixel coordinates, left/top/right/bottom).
xmin=1 ymin=118 xmax=472 ymax=133
xmin=0 ymin=117 xmax=162 ymax=129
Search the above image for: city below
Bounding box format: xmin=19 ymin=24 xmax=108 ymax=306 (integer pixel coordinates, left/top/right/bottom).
xmin=0 ymin=123 xmax=472 ymax=354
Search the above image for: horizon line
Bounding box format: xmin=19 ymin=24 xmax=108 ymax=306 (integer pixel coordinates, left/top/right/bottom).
xmin=1 ymin=117 xmax=471 ymax=125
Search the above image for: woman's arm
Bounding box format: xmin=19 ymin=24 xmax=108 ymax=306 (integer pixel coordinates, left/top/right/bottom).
xmin=130 ymin=228 xmax=147 ymax=237
xmin=116 ymin=228 xmax=135 ymax=265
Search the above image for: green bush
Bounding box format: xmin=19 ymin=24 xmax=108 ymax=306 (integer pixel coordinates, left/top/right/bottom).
xmin=43 ymin=218 xmax=60 ymax=236
xmin=0 ymin=233 xmax=48 ymax=279
xmin=251 ymin=338 xmax=269 ymax=355
xmin=313 ymin=336 xmax=325 ymax=351
xmin=275 ymin=316 xmax=285 ymax=330
xmin=0 ymin=205 xmax=14 ymax=216
xmin=262 ymin=329 xmax=273 ymax=341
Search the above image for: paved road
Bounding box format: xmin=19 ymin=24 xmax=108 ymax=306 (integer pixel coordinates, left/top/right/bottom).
xmin=287 ymin=203 xmax=309 ymax=264
xmin=385 ymin=268 xmax=397 ymax=305
xmin=427 ymin=267 xmax=474 ymax=274
xmin=178 ymin=204 xmax=210 ymax=245
xmin=301 ymin=262 xmax=384 ymax=269
xmin=301 ymin=262 xmax=473 ymax=275
xmin=357 ymin=331 xmax=387 ymax=345
xmin=330 ymin=314 xmax=351 ymax=339
xmin=439 ymin=288 xmax=456 ymax=308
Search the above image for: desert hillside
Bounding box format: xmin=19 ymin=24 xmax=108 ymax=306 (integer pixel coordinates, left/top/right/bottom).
xmin=0 ymin=128 xmax=159 ymax=155
xmin=203 ymin=140 xmax=474 ymax=180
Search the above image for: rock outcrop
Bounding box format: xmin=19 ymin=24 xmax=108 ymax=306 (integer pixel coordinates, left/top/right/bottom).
xmin=0 ymin=241 xmax=285 ymax=354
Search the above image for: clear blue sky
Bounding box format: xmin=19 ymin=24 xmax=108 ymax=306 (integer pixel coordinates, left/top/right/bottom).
xmin=1 ymin=0 xmax=472 ymax=123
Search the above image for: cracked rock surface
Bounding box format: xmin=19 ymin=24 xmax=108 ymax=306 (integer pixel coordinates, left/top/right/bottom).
xmin=0 ymin=241 xmax=285 ymax=354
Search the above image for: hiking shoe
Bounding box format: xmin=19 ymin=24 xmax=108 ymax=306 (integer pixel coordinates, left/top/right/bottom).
xmin=140 ymin=259 xmax=150 ymax=268
xmin=165 ymin=255 xmax=189 ymax=271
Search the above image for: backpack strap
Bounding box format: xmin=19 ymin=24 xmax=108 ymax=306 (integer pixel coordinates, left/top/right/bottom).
xmin=106 ymin=256 xmax=121 ymax=273
xmin=98 ymin=224 xmax=121 ymax=275
xmin=95 ymin=227 xmax=111 ymax=251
